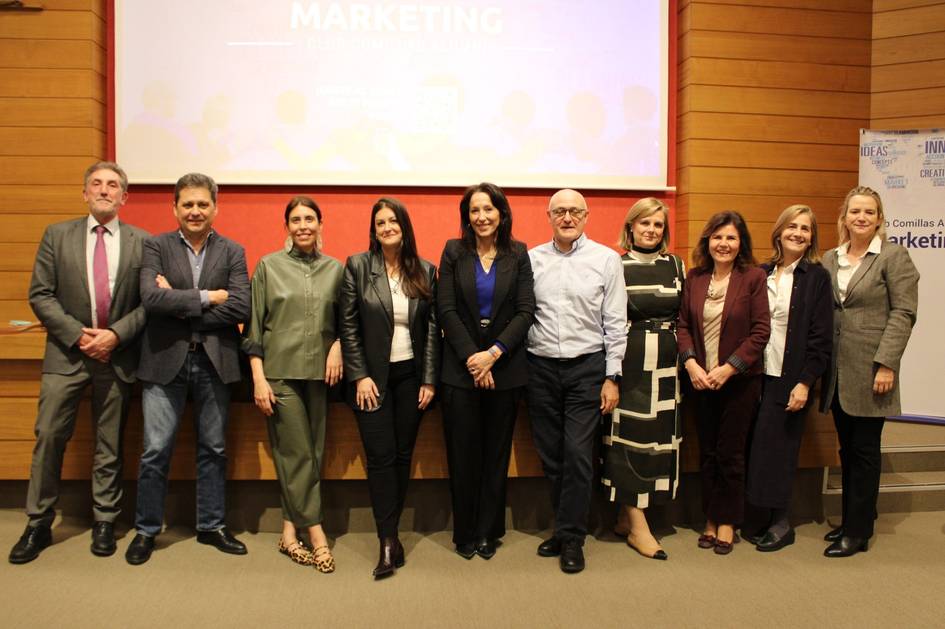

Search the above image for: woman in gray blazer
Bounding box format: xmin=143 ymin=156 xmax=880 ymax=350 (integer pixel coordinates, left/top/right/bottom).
xmin=340 ymin=197 xmax=439 ymax=579
xmin=820 ymin=186 xmax=919 ymax=557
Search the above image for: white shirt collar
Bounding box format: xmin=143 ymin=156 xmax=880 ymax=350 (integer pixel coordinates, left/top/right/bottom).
xmin=837 ymin=234 xmax=882 ymax=262
xmin=552 ymin=232 xmax=586 ymax=255
xmin=87 ymin=214 xmax=119 ymax=235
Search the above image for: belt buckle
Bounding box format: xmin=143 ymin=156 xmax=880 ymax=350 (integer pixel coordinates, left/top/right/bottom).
xmin=479 ymin=318 xmax=491 ymax=328
xmin=188 ymin=342 xmax=200 ymax=352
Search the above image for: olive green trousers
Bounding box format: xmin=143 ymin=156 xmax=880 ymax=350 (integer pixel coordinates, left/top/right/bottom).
xmin=266 ymin=379 xmax=328 ymax=527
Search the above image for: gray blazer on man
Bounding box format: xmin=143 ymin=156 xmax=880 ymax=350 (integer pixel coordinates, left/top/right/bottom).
xmin=29 ymin=217 xmax=148 ymax=383
xmin=137 ymin=230 xmax=250 ymax=385
xmin=820 ymin=240 xmax=919 ymax=417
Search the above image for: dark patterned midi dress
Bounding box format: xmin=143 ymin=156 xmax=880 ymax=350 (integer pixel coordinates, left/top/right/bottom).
xmin=601 ymin=250 xmax=685 ymax=508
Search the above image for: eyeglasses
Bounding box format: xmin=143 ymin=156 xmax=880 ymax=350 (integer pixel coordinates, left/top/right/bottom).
xmin=549 ymin=207 xmax=588 ymax=220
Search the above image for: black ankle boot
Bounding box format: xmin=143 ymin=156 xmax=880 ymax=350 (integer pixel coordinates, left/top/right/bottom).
xmin=373 ymin=537 xmax=397 ymax=579
xmin=392 ymin=537 xmax=405 ymax=568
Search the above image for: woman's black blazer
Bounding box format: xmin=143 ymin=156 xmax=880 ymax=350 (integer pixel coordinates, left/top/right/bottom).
xmin=339 ymin=251 xmax=439 ymax=409
xmin=436 ymin=239 xmax=535 ymax=390
xmin=760 ymin=259 xmax=833 ymax=405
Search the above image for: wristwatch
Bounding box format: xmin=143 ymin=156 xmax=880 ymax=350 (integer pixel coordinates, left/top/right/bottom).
xmin=605 ymin=374 xmax=621 ymax=384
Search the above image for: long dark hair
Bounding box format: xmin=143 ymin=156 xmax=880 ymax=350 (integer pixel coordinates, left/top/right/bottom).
xmin=692 ymin=211 xmax=756 ymax=272
xmin=369 ymin=197 xmax=432 ymax=300
xmin=459 ymin=182 xmax=514 ymax=254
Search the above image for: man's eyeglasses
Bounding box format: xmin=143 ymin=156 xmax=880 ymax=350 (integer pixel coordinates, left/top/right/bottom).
xmin=549 ymin=207 xmax=588 ymax=220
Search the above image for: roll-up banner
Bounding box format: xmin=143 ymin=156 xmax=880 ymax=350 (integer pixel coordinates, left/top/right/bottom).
xmin=859 ymin=128 xmax=945 ymax=423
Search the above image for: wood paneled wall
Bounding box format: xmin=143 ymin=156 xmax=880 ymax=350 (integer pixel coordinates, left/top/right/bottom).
xmin=677 ymin=0 xmax=871 ymax=262
xmin=872 ymin=0 xmax=945 ymax=128
xmin=0 ymin=0 xmax=105 ymax=361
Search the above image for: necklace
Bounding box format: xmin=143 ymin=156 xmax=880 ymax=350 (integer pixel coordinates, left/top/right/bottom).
xmin=707 ymin=272 xmax=729 ymax=299
xmin=389 ymin=272 xmax=402 ymax=295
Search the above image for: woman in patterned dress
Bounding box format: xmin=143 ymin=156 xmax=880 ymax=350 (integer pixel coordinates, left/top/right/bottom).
xmin=601 ymin=197 xmax=684 ymax=560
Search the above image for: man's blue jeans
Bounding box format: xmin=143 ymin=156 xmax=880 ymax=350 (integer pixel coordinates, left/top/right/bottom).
xmin=135 ymin=349 xmax=230 ymax=537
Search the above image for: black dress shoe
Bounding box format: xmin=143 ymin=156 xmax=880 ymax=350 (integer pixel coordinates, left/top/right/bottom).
xmin=756 ymin=528 xmax=795 ymax=553
xmin=196 ymin=528 xmax=248 ymax=555
xmin=125 ymin=533 xmax=155 ymax=565
xmin=91 ymin=521 xmax=116 ymax=557
xmin=9 ymin=524 xmax=51 ymax=564
xmin=824 ymin=526 xmax=844 ymax=542
xmin=537 ymin=536 xmax=561 ymax=557
xmin=455 ymin=542 xmax=476 ymax=559
xmin=475 ymin=538 xmax=496 ymax=560
xmin=374 ymin=537 xmax=397 ymax=579
xmin=824 ymin=535 xmax=868 ymax=558
xmin=559 ymin=540 xmax=585 ymax=573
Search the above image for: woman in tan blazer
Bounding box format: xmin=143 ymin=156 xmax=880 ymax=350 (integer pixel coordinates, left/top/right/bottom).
xmin=820 ymin=186 xmax=919 ymax=557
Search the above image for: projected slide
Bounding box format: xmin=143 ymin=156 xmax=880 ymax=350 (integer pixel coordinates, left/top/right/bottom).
xmin=115 ymin=1 xmax=669 ymax=189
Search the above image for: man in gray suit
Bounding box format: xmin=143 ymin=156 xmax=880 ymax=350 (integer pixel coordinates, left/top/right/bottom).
xmin=125 ymin=173 xmax=251 ymax=565
xmin=9 ymin=161 xmax=148 ymax=564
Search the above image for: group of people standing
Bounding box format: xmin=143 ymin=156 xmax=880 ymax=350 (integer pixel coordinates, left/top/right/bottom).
xmin=10 ymin=161 xmax=919 ymax=579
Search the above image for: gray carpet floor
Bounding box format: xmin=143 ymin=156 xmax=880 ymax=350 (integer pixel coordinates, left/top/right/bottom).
xmin=1 ymin=509 xmax=943 ymax=628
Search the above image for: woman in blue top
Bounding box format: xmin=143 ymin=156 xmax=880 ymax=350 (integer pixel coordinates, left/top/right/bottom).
xmin=437 ymin=183 xmax=535 ymax=560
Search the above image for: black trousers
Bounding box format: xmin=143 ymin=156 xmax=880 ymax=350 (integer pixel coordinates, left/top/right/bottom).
xmin=746 ymin=375 xmax=806 ymax=510
xmin=832 ymin=393 xmax=884 ymax=539
xmin=693 ymin=374 xmax=762 ymax=525
xmin=353 ymin=361 xmax=422 ymax=539
xmin=441 ymin=384 xmax=519 ymax=545
xmin=526 ymin=351 xmax=604 ymax=543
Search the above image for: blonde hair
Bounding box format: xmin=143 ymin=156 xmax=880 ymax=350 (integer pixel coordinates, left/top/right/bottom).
xmin=768 ymin=205 xmax=821 ymax=266
xmin=838 ymin=186 xmax=887 ymax=245
xmin=617 ymin=197 xmax=670 ymax=253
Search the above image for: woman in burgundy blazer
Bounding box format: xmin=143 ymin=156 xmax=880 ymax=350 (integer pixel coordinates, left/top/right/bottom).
xmin=677 ymin=211 xmax=770 ymax=555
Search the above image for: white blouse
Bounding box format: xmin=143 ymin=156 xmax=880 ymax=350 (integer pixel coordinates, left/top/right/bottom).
xmin=388 ymin=274 xmax=414 ymax=362
xmin=764 ymin=259 xmax=799 ymax=378
xmin=836 ymin=235 xmax=882 ymax=302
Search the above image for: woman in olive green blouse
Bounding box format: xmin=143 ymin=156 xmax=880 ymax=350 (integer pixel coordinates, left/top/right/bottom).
xmin=243 ymin=196 xmax=344 ymax=572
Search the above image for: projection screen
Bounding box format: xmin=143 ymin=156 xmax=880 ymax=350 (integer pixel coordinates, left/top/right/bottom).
xmin=115 ymin=1 xmax=670 ymax=189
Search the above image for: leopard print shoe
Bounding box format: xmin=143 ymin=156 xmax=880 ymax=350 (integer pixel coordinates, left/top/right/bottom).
xmin=278 ymin=538 xmax=315 ymax=566
xmin=312 ymin=544 xmax=335 ymax=573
